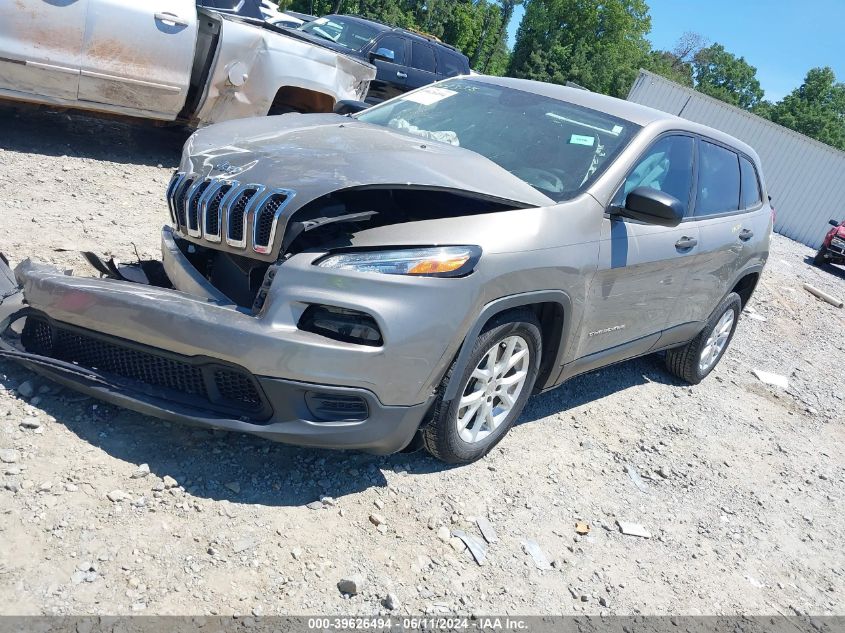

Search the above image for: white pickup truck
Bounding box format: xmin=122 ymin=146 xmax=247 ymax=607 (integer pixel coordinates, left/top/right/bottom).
xmin=0 ymin=0 xmax=375 ymax=126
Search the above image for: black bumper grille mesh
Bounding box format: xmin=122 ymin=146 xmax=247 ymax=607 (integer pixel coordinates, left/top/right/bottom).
xmin=21 ymin=317 xmax=267 ymax=418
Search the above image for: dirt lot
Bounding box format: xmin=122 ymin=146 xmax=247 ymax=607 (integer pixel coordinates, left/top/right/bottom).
xmin=1 ymin=106 xmax=844 ymax=617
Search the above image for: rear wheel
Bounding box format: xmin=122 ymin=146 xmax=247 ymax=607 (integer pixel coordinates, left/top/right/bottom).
xmin=422 ymin=310 xmax=541 ymax=464
xmin=665 ymin=292 xmax=741 ymax=384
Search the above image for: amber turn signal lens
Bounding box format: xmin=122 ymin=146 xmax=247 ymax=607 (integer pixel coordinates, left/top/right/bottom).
xmin=407 ymin=255 xmax=471 ymax=275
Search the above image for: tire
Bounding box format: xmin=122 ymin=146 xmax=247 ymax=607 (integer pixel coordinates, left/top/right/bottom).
xmin=665 ymin=292 xmax=742 ymax=385
xmin=813 ymin=248 xmax=828 ymax=266
xmin=422 ymin=309 xmax=542 ymax=464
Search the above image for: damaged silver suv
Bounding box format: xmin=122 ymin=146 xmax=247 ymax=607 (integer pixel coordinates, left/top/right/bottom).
xmin=0 ymin=76 xmax=772 ymax=464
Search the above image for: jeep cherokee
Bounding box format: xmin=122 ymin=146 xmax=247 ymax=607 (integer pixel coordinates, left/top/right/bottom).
xmin=0 ymin=76 xmax=771 ymax=464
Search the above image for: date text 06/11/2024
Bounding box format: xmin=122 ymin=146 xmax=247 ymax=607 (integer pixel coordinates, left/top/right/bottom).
xmin=306 ymin=617 xmax=530 ymax=630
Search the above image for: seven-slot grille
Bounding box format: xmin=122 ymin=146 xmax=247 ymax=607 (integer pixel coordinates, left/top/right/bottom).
xmin=166 ymin=172 xmax=295 ymax=254
xmin=21 ymin=316 xmax=269 ymax=419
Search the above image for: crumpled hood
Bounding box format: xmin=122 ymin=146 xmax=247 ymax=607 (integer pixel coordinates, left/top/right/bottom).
xmin=182 ymin=113 xmax=553 ymax=212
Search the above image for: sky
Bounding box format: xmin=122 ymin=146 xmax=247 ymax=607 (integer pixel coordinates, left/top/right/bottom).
xmin=506 ymin=0 xmax=845 ymax=102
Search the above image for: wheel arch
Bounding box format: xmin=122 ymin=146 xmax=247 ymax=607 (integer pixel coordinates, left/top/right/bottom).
xmin=728 ymin=265 xmax=764 ymax=309
xmin=267 ymin=85 xmax=336 ymax=115
xmin=731 ymin=271 xmax=761 ymax=309
xmin=442 ymin=291 xmax=572 ymax=402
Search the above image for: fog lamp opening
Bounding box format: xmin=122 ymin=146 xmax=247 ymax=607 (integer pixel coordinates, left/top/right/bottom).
xmin=298 ymin=304 xmax=382 ymax=346
xmin=305 ymin=391 xmax=369 ymax=422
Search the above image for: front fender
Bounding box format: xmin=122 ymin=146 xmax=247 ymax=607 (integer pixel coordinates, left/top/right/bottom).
xmin=442 ymin=290 xmax=573 ymax=402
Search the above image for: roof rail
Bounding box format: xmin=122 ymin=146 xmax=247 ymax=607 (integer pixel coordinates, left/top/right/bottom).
xmin=341 ymin=13 xmax=460 ymax=51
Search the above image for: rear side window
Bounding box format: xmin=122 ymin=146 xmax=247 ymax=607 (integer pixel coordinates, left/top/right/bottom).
xmin=739 ymin=156 xmax=762 ymax=209
xmin=411 ymin=42 xmax=436 ymax=73
xmin=615 ymin=135 xmax=695 ymax=214
xmin=437 ymin=49 xmax=466 ymax=77
xmin=373 ymin=35 xmax=406 ymax=64
xmin=695 ymin=141 xmax=741 ymax=216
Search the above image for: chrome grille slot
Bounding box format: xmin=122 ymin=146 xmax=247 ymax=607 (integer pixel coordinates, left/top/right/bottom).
xmin=186 ymin=179 xmax=211 ymax=237
xmin=165 ymin=172 xmax=184 ymax=223
xmin=226 ymin=187 xmax=259 ymax=248
xmin=174 ymin=176 xmax=195 ymax=229
xmin=203 ymin=183 xmax=232 ymax=242
xmin=252 ymin=189 xmax=296 ymax=254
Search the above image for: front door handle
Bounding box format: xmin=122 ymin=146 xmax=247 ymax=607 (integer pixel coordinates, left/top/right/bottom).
xmin=675 ymin=236 xmax=698 ymax=250
xmin=155 ymin=12 xmax=189 ymax=27
xmin=396 ymin=71 xmax=407 ymax=78
xmin=739 ymin=229 xmax=754 ymax=241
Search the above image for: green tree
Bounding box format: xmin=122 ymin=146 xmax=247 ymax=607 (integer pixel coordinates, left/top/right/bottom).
xmin=644 ymin=50 xmax=693 ymax=87
xmin=768 ymin=67 xmax=845 ymax=151
xmin=508 ymin=0 xmax=652 ymax=98
xmin=643 ymin=31 xmax=706 ymax=87
xmin=480 ymin=0 xmax=522 ymax=73
xmin=693 ymin=43 xmax=764 ymax=110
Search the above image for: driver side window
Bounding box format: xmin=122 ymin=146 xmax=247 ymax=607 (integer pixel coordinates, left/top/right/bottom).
xmin=614 ymin=135 xmax=695 ymax=214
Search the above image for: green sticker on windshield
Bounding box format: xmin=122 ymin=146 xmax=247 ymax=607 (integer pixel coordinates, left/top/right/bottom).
xmin=569 ymin=134 xmax=595 ymax=146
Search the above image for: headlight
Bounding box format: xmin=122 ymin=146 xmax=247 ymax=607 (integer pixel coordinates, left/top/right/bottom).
xmin=316 ymin=246 xmax=481 ymax=277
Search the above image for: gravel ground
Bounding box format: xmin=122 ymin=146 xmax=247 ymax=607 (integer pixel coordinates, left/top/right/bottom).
xmin=1 ymin=106 xmax=844 ymax=617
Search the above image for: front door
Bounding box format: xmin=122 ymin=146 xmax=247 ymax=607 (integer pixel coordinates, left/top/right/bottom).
xmin=0 ymin=0 xmax=89 ymax=100
xmin=577 ymin=134 xmax=700 ymax=358
xmin=77 ymin=0 xmax=196 ymax=118
xmin=364 ymin=34 xmax=408 ymax=104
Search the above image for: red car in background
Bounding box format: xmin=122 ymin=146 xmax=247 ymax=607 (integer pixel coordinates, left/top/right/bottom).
xmin=814 ymin=218 xmax=845 ymax=267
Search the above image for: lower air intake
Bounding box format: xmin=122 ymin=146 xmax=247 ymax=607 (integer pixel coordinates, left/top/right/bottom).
xmin=21 ymin=316 xmax=269 ymax=419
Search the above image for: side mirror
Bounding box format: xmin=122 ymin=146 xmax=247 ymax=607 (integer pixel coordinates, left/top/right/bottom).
xmin=617 ymin=187 xmax=685 ymax=227
xmin=333 ymin=100 xmax=369 ymax=115
xmin=369 ymin=47 xmax=395 ymax=63
xmin=830 ymin=219 xmax=841 ymax=227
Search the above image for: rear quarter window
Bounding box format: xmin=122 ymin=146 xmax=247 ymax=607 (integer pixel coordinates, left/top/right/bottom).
xmin=695 ymin=141 xmax=741 ymax=216
xmin=436 ymin=49 xmax=467 ymax=77
xmin=739 ymin=156 xmax=762 ymax=209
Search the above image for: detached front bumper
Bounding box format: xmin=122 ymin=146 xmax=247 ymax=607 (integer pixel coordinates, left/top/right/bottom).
xmin=0 ymin=239 xmax=446 ymax=454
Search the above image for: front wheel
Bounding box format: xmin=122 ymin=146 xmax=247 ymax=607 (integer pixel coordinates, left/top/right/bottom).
xmin=422 ymin=310 xmax=542 ymax=464
xmin=665 ymin=292 xmax=742 ymax=384
xmin=813 ymin=248 xmax=828 ymax=266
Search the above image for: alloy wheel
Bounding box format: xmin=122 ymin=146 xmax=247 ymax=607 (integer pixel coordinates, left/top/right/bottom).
xmin=698 ymin=308 xmax=735 ymax=373
xmin=456 ymin=335 xmax=530 ymax=444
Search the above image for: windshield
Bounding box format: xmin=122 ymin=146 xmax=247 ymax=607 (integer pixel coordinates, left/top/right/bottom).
xmin=299 ymin=16 xmax=380 ymax=51
xmin=356 ymin=79 xmax=641 ymax=201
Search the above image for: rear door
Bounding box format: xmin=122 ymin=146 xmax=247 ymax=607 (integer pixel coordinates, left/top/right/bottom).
xmin=0 ymin=0 xmax=88 ymax=100
xmin=77 ymin=0 xmax=196 ymax=118
xmin=578 ymin=134 xmax=700 ymax=358
xmin=680 ymin=140 xmax=748 ymax=326
xmin=364 ymin=34 xmax=409 ymax=104
xmin=405 ymin=40 xmax=438 ymax=91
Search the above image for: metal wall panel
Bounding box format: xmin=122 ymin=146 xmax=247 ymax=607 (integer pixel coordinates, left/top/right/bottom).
xmin=628 ymin=70 xmax=845 ymax=249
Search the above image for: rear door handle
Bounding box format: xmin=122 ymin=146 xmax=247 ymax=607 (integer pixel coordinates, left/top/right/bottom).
xmin=739 ymin=229 xmax=754 ymax=241
xmin=396 ymin=71 xmax=407 ymax=78
xmin=155 ymin=12 xmax=189 ymax=27
xmin=675 ymin=236 xmax=698 ymax=250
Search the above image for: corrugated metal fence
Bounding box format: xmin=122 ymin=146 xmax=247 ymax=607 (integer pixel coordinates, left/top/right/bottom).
xmin=627 ymin=70 xmax=845 ymax=249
